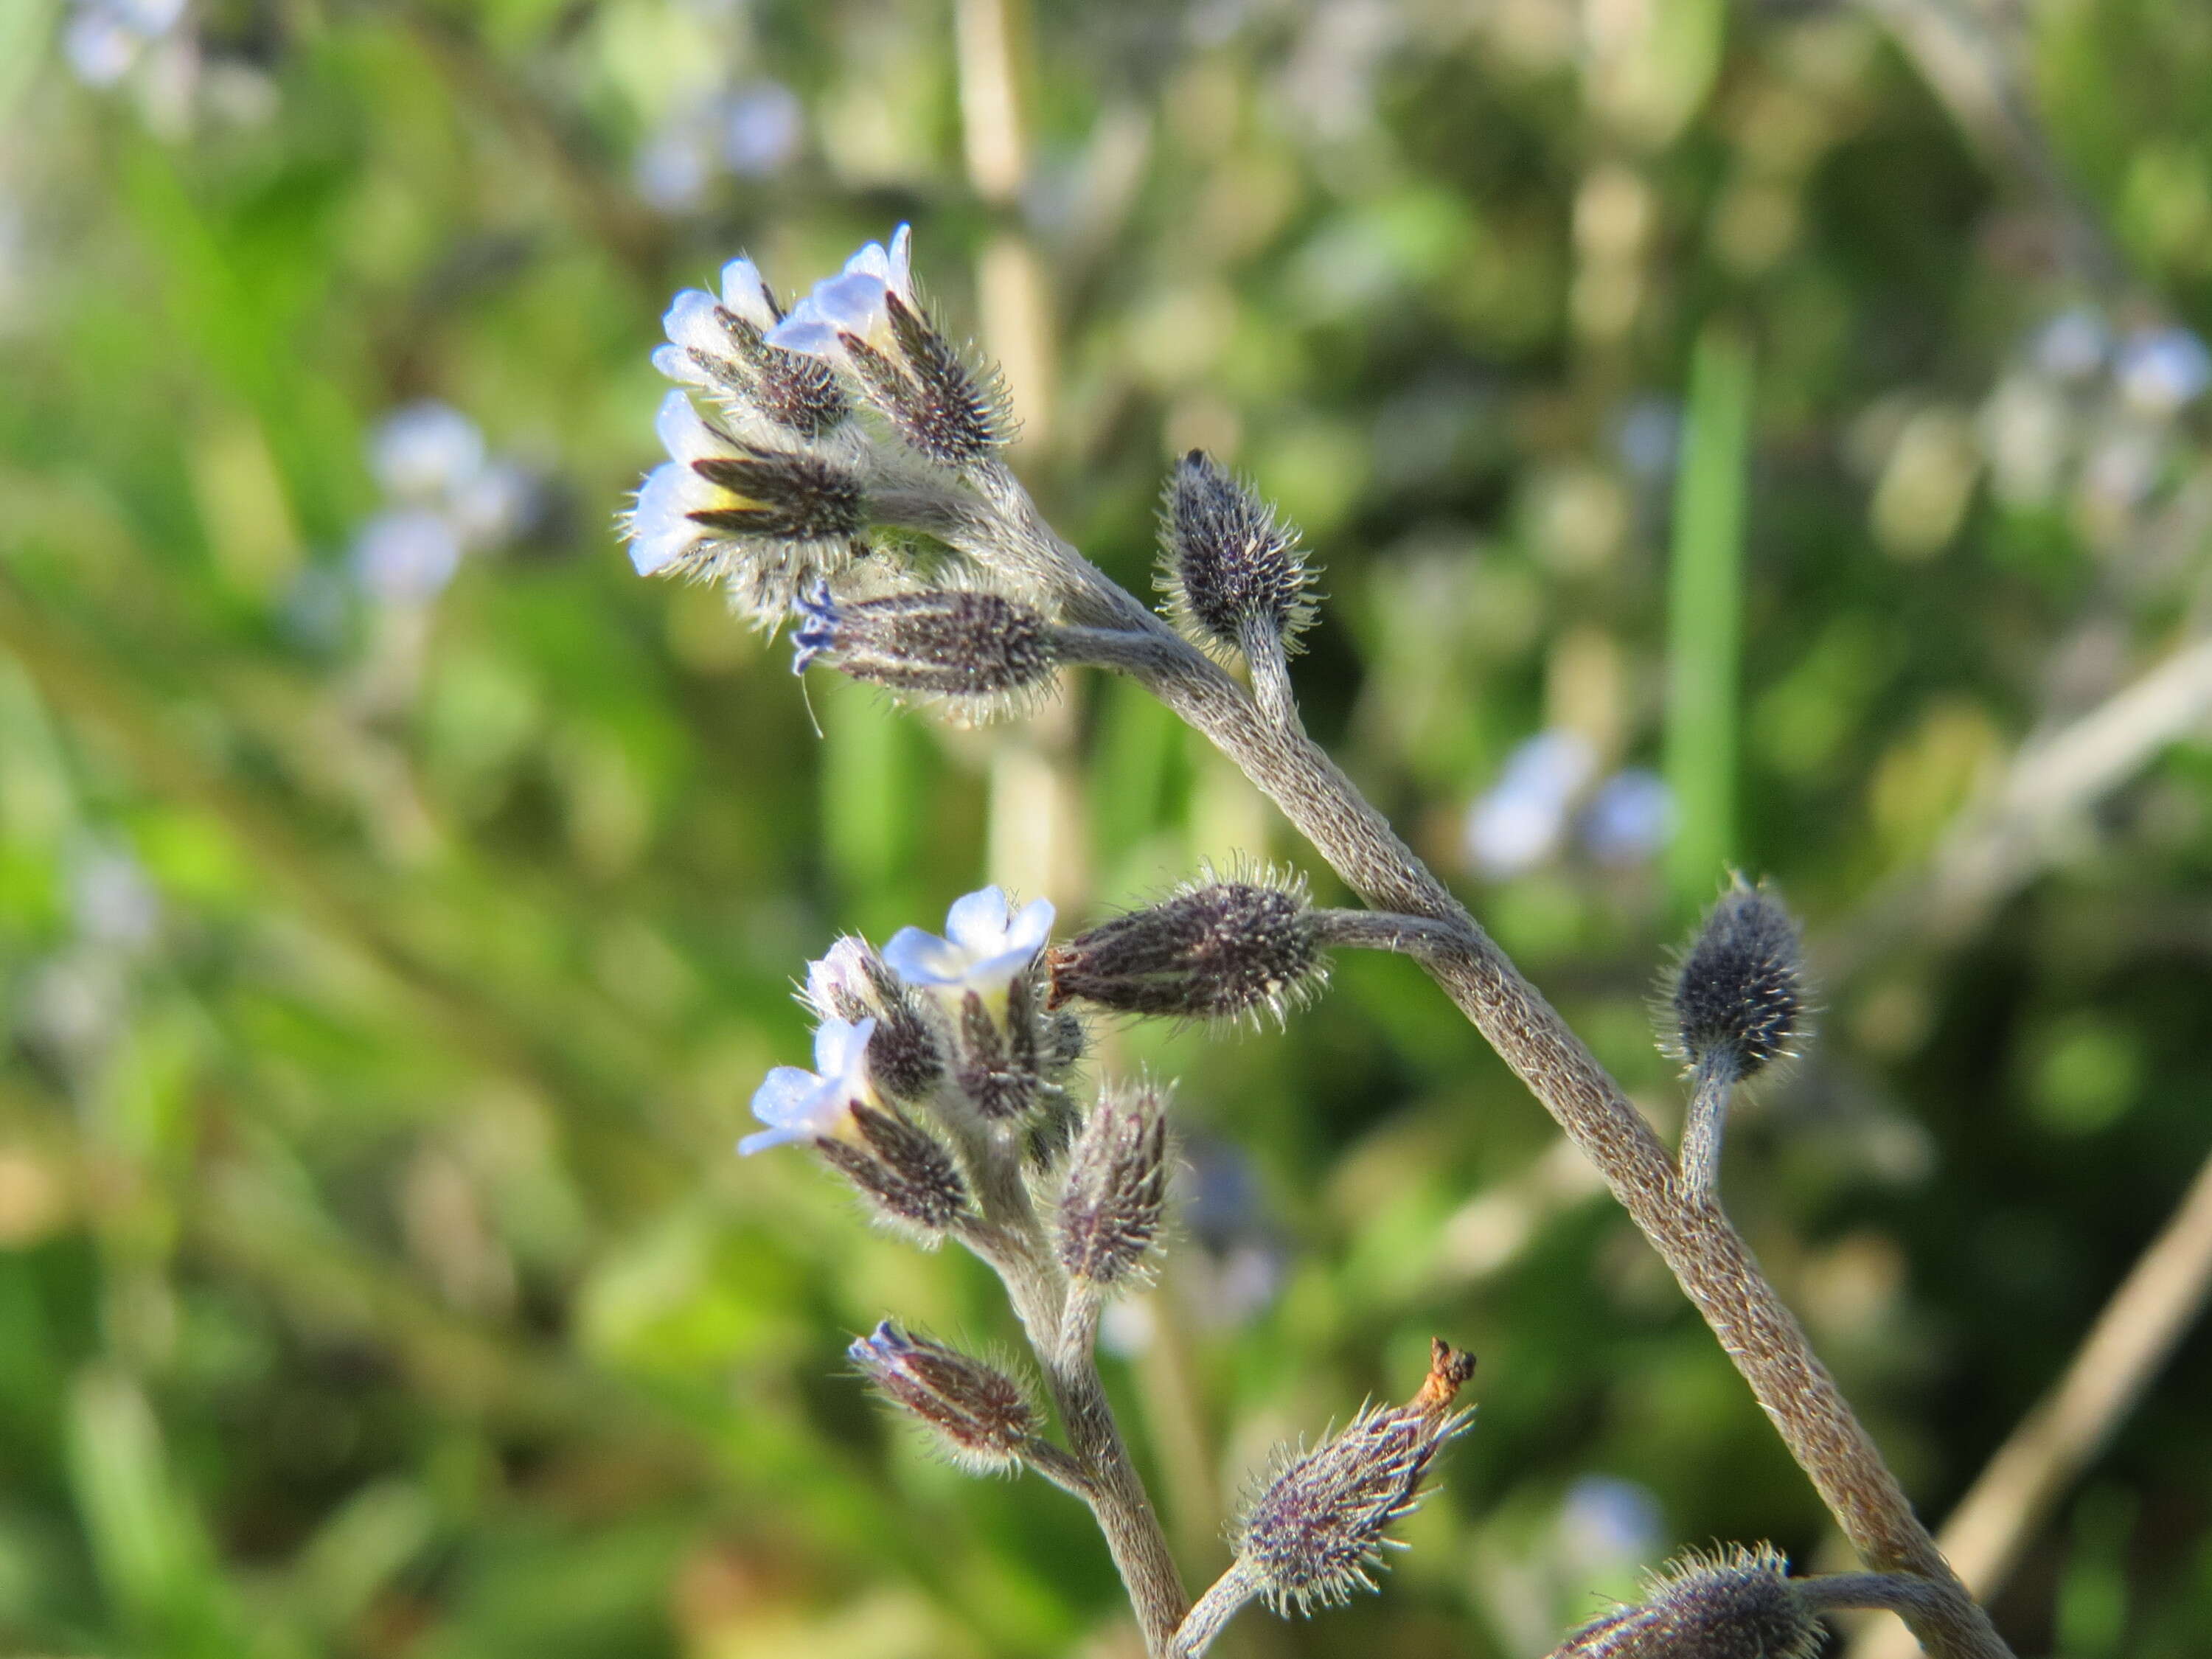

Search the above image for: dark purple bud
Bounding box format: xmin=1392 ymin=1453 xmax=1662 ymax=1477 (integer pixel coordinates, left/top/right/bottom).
xmin=1669 ymin=879 xmax=1806 ymax=1079
xmin=1048 ymin=879 xmax=1321 ymax=1025
xmin=1159 ymin=451 xmax=1315 ymax=656
xmin=790 ymin=583 xmax=1059 ymax=703
xmin=849 ymin=1320 xmax=1040 ymax=1472
xmin=805 ymin=936 xmax=946 ymax=1105
xmin=816 ymin=1104 xmax=971 ymax=1237
xmin=1235 ymin=1340 xmax=1475 ymax=1615
xmin=1547 ymin=1546 xmax=1822 ymax=1659
xmin=1057 ymin=1082 xmax=1170 ymax=1287
xmin=687 ymin=446 xmax=868 ymax=546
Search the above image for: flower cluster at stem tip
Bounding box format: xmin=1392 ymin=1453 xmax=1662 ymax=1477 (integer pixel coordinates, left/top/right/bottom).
xmin=740 ymin=886 xmax=1052 ymax=1158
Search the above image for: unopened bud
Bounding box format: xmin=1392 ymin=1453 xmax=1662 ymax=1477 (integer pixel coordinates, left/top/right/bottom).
xmin=792 ymin=584 xmax=1059 ymax=705
xmin=849 ymin=1321 xmax=1040 ymax=1472
xmin=686 ymin=446 xmax=869 ymax=546
xmin=1057 ymin=1082 xmax=1169 ymax=1287
xmin=1159 ymin=451 xmax=1315 ymax=658
xmin=1234 ymin=1340 xmax=1475 ymax=1615
xmin=877 ymin=293 xmax=1009 ymax=468
xmin=805 ymin=936 xmax=946 ymax=1105
xmin=1669 ymin=879 xmax=1806 ymax=1079
xmin=1548 ymin=1546 xmax=1821 ymax=1659
xmin=952 ymin=980 xmax=1041 ymax=1122
xmin=1048 ymin=878 xmax=1321 ymax=1024
xmin=816 ymin=1103 xmax=971 ymax=1237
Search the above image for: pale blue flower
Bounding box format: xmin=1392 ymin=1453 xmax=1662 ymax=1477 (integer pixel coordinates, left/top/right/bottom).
xmin=1557 ymin=1475 xmax=1663 ymax=1574
xmin=804 ymin=936 xmax=876 ymax=1018
xmin=883 ymin=886 xmax=1054 ymax=1004
xmin=766 ymin=225 xmax=914 ymax=361
xmin=740 ymin=1015 xmax=878 ymax=1155
xmin=624 ymin=392 xmax=730 ymax=576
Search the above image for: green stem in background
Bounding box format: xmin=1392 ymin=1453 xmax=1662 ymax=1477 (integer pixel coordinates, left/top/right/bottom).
xmin=1663 ymin=325 xmax=1754 ymax=918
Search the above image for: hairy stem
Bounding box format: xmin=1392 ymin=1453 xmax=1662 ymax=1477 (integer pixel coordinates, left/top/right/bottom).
xmin=1170 ymin=1559 xmax=1265 ymax=1658
xmin=1677 ymin=1051 xmax=1738 ymax=1208
xmin=992 ymin=1245 xmax=1189 ymax=1655
xmin=962 ymin=472 xmax=2013 ymax=1659
xmin=1800 ymin=1570 xmax=1964 ymax=1621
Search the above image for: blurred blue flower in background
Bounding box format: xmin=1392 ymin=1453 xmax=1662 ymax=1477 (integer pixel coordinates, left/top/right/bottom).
xmin=1579 ymin=768 xmax=1673 ymax=869
xmin=2032 ymin=306 xmax=2109 ymax=383
xmin=62 ymin=0 xmax=184 ymax=88
xmin=1465 ymin=731 xmax=1597 ymax=879
xmin=1555 ymin=1475 xmax=1664 ymax=1578
xmin=349 ymin=401 xmax=539 ymax=605
xmin=635 ymin=80 xmax=803 ymax=212
xmin=2115 ymin=326 xmax=2212 ymax=420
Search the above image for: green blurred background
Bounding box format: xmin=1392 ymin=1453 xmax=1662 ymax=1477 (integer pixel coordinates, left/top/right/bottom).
xmin=4 ymin=0 xmax=2212 ymax=1653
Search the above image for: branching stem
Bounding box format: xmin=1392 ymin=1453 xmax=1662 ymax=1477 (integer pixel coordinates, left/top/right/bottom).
xmin=954 ymin=464 xmax=2014 ymax=1659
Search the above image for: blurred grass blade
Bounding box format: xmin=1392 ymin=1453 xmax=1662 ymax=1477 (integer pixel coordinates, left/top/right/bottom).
xmin=1663 ymin=325 xmax=1754 ymax=915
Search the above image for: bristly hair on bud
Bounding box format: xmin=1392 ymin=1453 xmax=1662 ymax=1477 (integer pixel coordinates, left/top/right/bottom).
xmin=790 ymin=582 xmax=1060 ymax=717
xmin=1158 ymin=451 xmax=1316 ymax=660
xmin=1057 ymin=1080 xmax=1171 ymax=1287
xmin=849 ymin=1321 xmax=1041 ymax=1475
xmin=1232 ymin=1340 xmax=1475 ymax=1617
xmin=1545 ymin=1545 xmax=1823 ymax=1659
xmin=803 ymin=936 xmax=947 ymax=1106
xmin=1047 ymin=868 xmax=1322 ymax=1027
xmin=876 ymin=291 xmax=1013 ymax=469
xmin=1664 ymin=876 xmax=1806 ymax=1082
xmin=815 ymin=1102 xmax=972 ymax=1241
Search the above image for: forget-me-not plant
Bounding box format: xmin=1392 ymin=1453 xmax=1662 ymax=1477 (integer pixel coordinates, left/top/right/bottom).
xmin=619 ymin=225 xmax=2018 ymax=1659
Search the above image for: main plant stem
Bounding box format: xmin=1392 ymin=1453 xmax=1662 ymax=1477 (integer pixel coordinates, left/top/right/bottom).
xmin=992 ymin=1244 xmax=1189 ymax=1655
xmin=991 ymin=467 xmax=2011 ymax=1659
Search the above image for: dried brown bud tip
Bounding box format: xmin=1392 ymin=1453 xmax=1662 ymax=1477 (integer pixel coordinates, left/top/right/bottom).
xmin=1548 ymin=1545 xmax=1822 ymax=1659
xmin=1413 ymin=1338 xmax=1476 ymax=1417
xmin=1232 ymin=1346 xmax=1475 ymax=1615
xmin=849 ymin=1321 xmax=1040 ymax=1473
xmin=1669 ymin=879 xmax=1805 ymax=1079
xmin=792 ymin=585 xmax=1058 ymax=703
xmin=1047 ymin=879 xmax=1321 ymax=1025
xmin=1057 ymin=1082 xmax=1171 ymax=1287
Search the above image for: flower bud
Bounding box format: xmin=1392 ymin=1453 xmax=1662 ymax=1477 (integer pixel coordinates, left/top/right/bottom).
xmin=686 ymin=446 xmax=869 ymax=546
xmin=1668 ymin=879 xmax=1806 ymax=1080
xmin=952 ymin=978 xmax=1042 ymax=1122
xmin=1158 ymin=451 xmax=1315 ymax=658
xmin=1234 ymin=1340 xmax=1475 ymax=1615
xmin=791 ymin=584 xmax=1059 ymax=706
xmin=1057 ymin=1082 xmax=1169 ymax=1287
xmin=804 ymin=936 xmax=946 ymax=1106
xmin=1047 ymin=878 xmax=1322 ymax=1025
xmin=875 ymin=293 xmax=1010 ymax=468
xmin=849 ymin=1321 xmax=1040 ymax=1472
xmin=655 ymin=268 xmax=851 ymax=440
xmin=1547 ymin=1546 xmax=1821 ymax=1659
xmin=816 ymin=1103 xmax=971 ymax=1237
